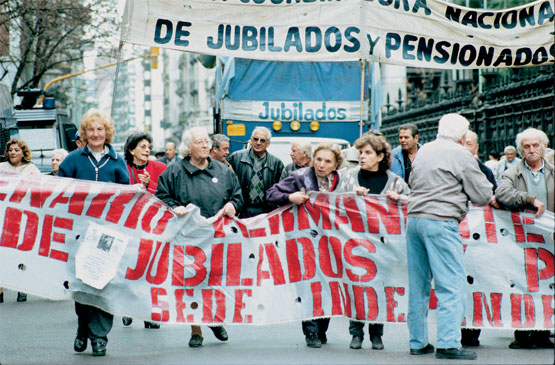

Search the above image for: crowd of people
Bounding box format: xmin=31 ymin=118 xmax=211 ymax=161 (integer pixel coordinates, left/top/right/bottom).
xmin=1 ymin=108 xmax=553 ymax=359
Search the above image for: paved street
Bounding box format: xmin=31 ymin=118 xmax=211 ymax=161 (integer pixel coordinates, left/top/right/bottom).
xmin=0 ymin=290 xmax=553 ymax=365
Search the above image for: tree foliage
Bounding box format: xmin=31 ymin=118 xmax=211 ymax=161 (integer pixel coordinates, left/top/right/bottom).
xmin=0 ymin=0 xmax=119 ymax=97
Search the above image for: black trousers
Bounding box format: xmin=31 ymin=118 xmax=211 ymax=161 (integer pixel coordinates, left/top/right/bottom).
xmin=302 ymin=318 xmax=330 ymax=337
xmin=349 ymin=321 xmax=383 ymax=338
xmin=75 ymin=302 xmax=113 ymax=343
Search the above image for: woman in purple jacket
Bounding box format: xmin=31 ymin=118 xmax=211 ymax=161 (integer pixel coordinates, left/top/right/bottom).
xmin=266 ymin=143 xmax=344 ymax=349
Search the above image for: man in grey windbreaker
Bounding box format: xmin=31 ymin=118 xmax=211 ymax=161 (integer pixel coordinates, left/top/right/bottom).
xmin=406 ymin=113 xmax=497 ymax=360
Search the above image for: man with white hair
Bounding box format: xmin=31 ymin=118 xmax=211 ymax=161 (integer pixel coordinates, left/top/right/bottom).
xmin=228 ymin=126 xmax=284 ymax=217
xmin=406 ymin=114 xmax=496 ymax=360
xmin=280 ymin=142 xmax=312 ymax=180
xmin=155 ymin=126 xmax=243 ymax=348
xmin=496 ymin=127 xmax=554 ymax=349
xmin=157 ymin=141 xmax=182 ymax=166
xmin=495 ymin=145 xmax=521 ymax=183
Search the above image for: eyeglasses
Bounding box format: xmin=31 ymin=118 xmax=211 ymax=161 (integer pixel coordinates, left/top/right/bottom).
xmin=252 ymin=137 xmax=268 ymax=144
xmin=193 ymin=139 xmax=212 ymax=146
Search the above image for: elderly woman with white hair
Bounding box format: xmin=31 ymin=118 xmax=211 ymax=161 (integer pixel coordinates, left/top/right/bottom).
xmin=155 ymin=126 xmax=243 ymax=348
xmin=49 ymin=148 xmax=69 ymax=175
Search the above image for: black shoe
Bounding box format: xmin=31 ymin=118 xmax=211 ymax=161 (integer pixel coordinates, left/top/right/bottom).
xmin=144 ymin=321 xmax=160 ymax=329
xmin=189 ymin=334 xmax=203 ymax=348
xmin=91 ymin=341 xmax=107 ymax=356
xmin=305 ymin=333 xmax=322 ymax=348
xmin=73 ymin=337 xmax=87 ymax=353
xmin=461 ymin=338 xmax=480 ymax=346
xmin=0 ymin=292 xmax=3 ymax=303
xmin=410 ymin=343 xmax=435 ymax=355
xmin=16 ymin=292 xmax=27 ymax=302
xmin=509 ymin=339 xmax=535 ymax=349
xmin=318 ymin=333 xmax=327 ymax=345
xmin=436 ymin=348 xmax=477 ymax=360
xmin=534 ymin=339 xmax=554 ymax=349
xmin=122 ymin=317 xmax=133 ymax=326
xmin=209 ymin=326 xmax=228 ymax=341
xmin=371 ymin=335 xmax=384 ymax=350
xmin=349 ymin=335 xmax=363 ymax=350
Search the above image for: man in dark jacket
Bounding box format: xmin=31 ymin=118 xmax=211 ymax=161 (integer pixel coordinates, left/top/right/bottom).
xmin=228 ymin=126 xmax=284 ymax=217
xmin=155 ymin=126 xmax=242 ymax=348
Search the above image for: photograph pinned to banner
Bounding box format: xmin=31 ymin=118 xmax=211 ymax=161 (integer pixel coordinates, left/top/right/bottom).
xmin=75 ymin=223 xmax=129 ymax=290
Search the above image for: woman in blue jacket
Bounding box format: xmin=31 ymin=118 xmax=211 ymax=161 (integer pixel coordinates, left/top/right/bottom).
xmin=58 ymin=108 xmax=129 ymax=356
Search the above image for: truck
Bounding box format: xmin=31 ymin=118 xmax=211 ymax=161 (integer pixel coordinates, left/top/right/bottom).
xmin=214 ymin=58 xmax=370 ymax=154
xmin=13 ymin=89 xmax=78 ymax=173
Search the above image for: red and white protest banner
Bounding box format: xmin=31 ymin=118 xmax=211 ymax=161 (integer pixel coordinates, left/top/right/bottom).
xmin=0 ymin=171 xmax=553 ymax=329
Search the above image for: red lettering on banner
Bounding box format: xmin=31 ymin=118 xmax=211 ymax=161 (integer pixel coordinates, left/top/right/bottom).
xmin=344 ymin=238 xmax=377 ymax=282
xmin=311 ymin=281 xmax=325 ymax=316
xmin=262 ymin=243 xmax=286 ymax=285
xmin=341 ymin=283 xmax=352 ymax=318
xmin=151 ymin=287 xmax=170 ymax=322
xmin=172 ymin=245 xmax=203 ymax=286
xmin=16 ymin=210 xmax=38 ymax=251
xmin=541 ymin=295 xmax=555 ymax=328
xmin=338 ymin=195 xmax=365 ymax=232
xmin=146 ymin=241 xmax=169 ymax=285
xmin=175 ymin=289 xmax=195 ymax=322
xmin=329 ymin=281 xmax=344 ymax=315
xmin=202 ymin=289 xmax=226 ymax=323
xmin=49 ymin=190 xmax=70 ymax=209
xmin=249 ymin=227 xmax=267 ymax=238
xmin=8 ymin=179 xmax=55 ymax=208
xmin=268 ymin=214 xmax=280 ymax=235
xmin=208 ymin=243 xmax=224 ymax=286
xmin=285 ymin=237 xmax=316 ymax=283
xmin=256 ymin=245 xmax=270 ymax=286
xmin=365 ymin=196 xmax=401 ymax=234
xmin=298 ymin=194 xmax=331 ymax=230
xmin=481 ymin=206 xmax=498 ymax=243
xmin=126 ymin=239 xmax=153 ymax=280
xmin=353 ymin=286 xmax=378 ymax=320
xmin=151 ymin=208 xmax=173 ymax=235
xmin=233 ymin=289 xmax=252 ymax=323
xmin=472 ymin=292 xmax=503 ymax=327
xmin=459 ymin=217 xmax=470 ymax=239
xmin=522 ymin=216 xmax=545 ymax=243
xmin=123 ymin=193 xmax=150 ymax=228
xmin=511 ymin=212 xmax=527 ymax=242
xmin=47 ymin=217 xmax=71 ymax=261
xmin=140 ymin=201 xmax=164 ymax=233
xmin=213 ymin=216 xmax=225 ymax=238
xmin=68 ymin=182 xmax=90 ymax=215
xmin=0 ymin=179 xmax=8 ymax=200
xmin=510 ymin=294 xmax=535 ymax=328
xmin=525 ymin=248 xmax=554 ymax=292
xmin=385 ymin=286 xmax=406 ymax=322
xmin=429 ymin=289 xmax=438 ymax=309
xmin=319 ymin=236 xmax=343 ymax=278
xmin=281 ymin=206 xmax=295 ymax=232
xmin=104 ymin=190 xmax=136 ymax=223
xmin=86 ymin=190 xmax=115 ymax=218
xmin=0 ymin=207 xmax=23 ymax=248
xmin=226 ymin=243 xmax=242 ymax=286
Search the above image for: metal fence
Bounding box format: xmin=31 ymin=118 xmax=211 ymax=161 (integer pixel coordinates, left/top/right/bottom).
xmin=380 ymin=66 xmax=555 ymax=161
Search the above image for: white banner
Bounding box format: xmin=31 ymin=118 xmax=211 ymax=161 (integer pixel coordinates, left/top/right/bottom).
xmin=221 ymin=100 xmax=366 ymax=122
xmin=0 ymin=172 xmax=553 ymax=329
xmin=121 ymin=0 xmax=555 ymax=68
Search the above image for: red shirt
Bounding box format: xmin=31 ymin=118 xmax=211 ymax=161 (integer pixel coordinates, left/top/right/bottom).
xmin=127 ymin=160 xmax=167 ymax=194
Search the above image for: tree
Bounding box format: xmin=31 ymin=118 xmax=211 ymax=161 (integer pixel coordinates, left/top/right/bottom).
xmin=0 ymin=0 xmax=119 ymax=98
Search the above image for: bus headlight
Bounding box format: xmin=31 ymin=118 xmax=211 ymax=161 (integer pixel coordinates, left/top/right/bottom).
xmin=290 ymin=120 xmax=301 ymax=131
xmin=309 ymin=121 xmax=320 ymax=132
xmin=272 ymin=120 xmax=282 ymax=131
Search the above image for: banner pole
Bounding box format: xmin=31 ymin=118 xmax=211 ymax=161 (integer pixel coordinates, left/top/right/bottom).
xmin=359 ymin=59 xmax=366 ymax=138
xmin=110 ymin=40 xmax=124 ymax=119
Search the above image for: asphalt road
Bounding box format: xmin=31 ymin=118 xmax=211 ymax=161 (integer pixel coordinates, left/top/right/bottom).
xmin=0 ymin=290 xmax=553 ymax=365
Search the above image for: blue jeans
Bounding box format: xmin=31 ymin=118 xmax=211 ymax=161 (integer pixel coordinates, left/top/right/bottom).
xmin=406 ymin=217 xmax=466 ymax=350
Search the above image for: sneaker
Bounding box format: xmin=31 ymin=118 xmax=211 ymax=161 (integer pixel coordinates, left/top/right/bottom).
xmin=371 ymin=335 xmax=384 ymax=350
xmin=410 ymin=343 xmax=435 ymax=355
xmin=305 ymin=334 xmax=322 ymax=348
xmin=209 ymin=326 xmax=228 ymax=341
xmin=349 ymin=335 xmax=363 ymax=350
xmin=91 ymin=340 xmax=107 ymax=356
xmin=189 ymin=334 xmax=203 ymax=348
xmin=436 ymin=347 xmax=477 ymax=360
xmin=122 ymin=317 xmax=133 ymax=326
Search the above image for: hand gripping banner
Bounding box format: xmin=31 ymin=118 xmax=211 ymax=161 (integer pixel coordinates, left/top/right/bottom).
xmin=0 ymin=172 xmax=553 ymax=329
xmin=120 ymin=0 xmax=555 ymax=68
